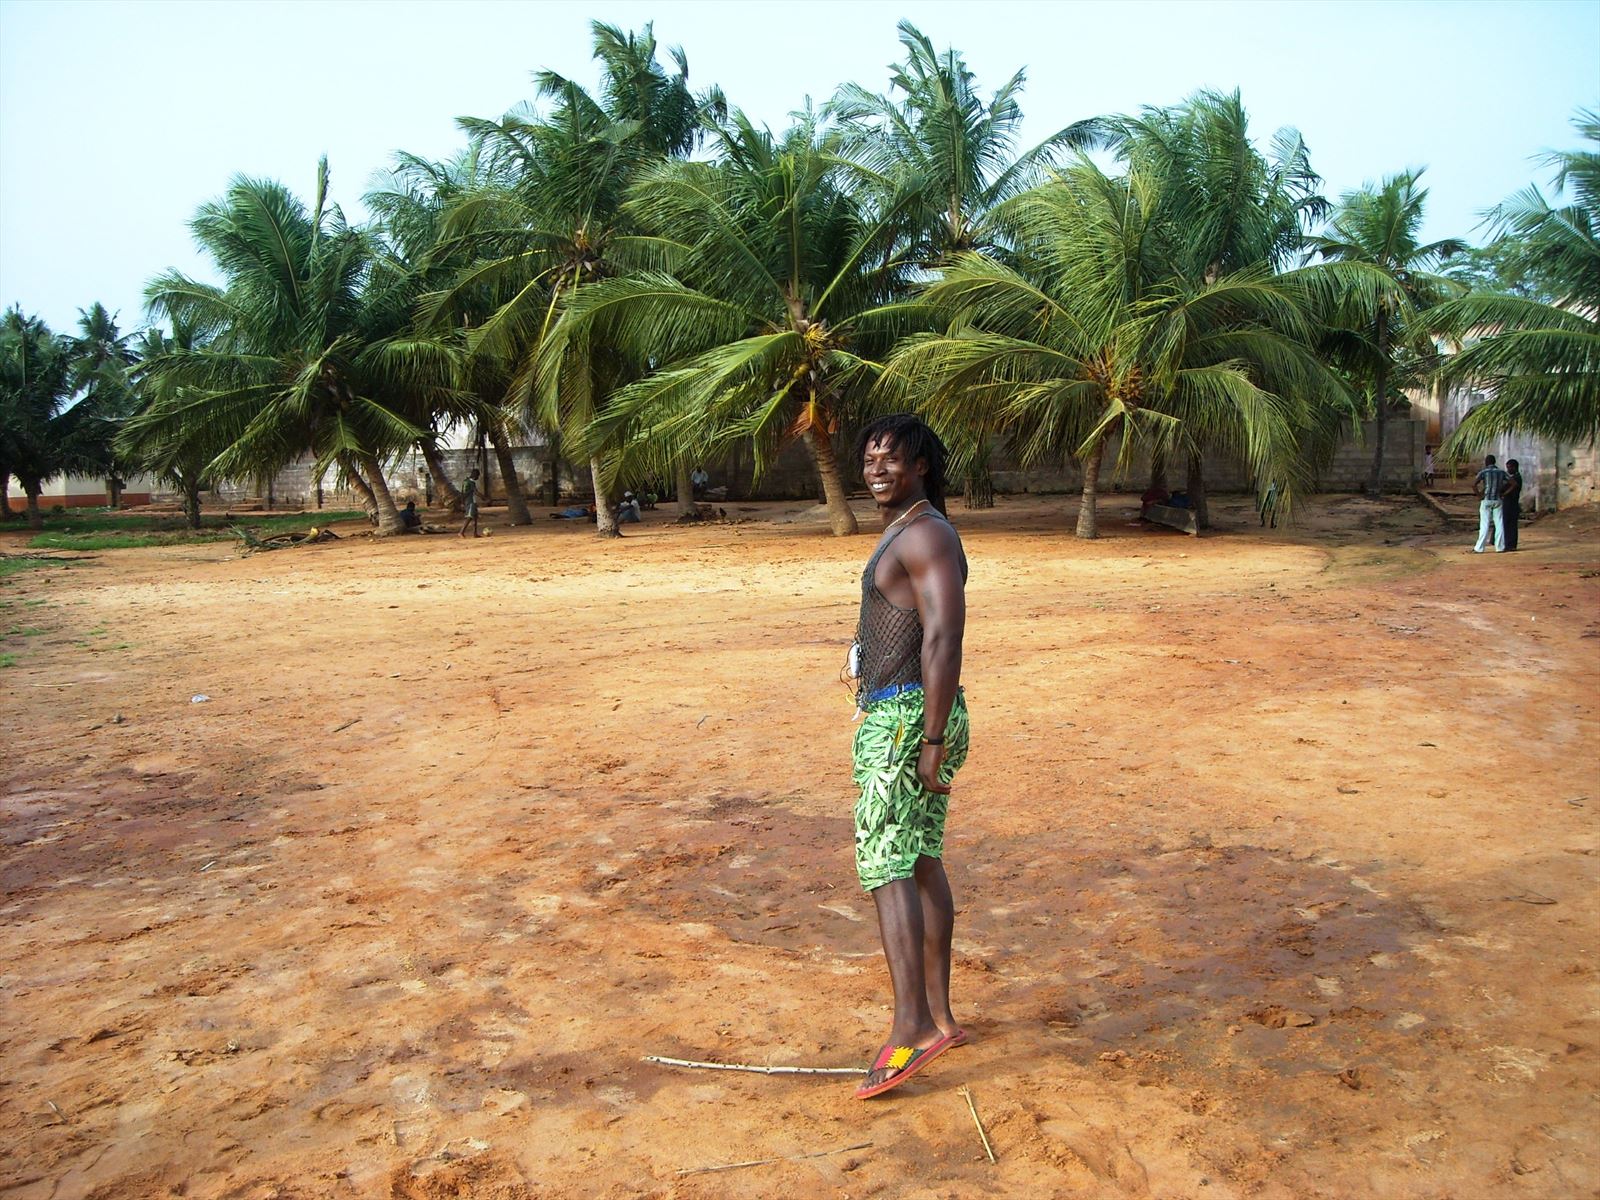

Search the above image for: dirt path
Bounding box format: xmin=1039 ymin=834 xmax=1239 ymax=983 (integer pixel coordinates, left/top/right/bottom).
xmin=3 ymin=493 xmax=1596 ymax=1199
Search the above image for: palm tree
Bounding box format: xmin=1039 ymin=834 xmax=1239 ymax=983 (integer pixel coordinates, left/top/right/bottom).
xmin=1109 ymin=90 xmax=1337 ymax=523
xmin=136 ymin=161 xmax=425 ymax=534
xmin=365 ymin=149 xmax=533 ymax=521
xmin=1432 ymin=109 xmax=1600 ymax=453
xmin=0 ymin=308 xmax=76 ymax=528
xmin=120 ymin=323 xmax=221 ymax=528
xmin=432 ymin=21 xmax=719 ymax=535
xmin=827 ymin=21 xmax=1101 ymax=507
xmin=67 ymin=303 xmax=140 ymax=504
xmin=1311 ymin=172 xmax=1465 ymax=495
xmin=881 ymin=159 xmax=1335 ymax=538
xmin=543 ymin=111 xmax=926 ymax=536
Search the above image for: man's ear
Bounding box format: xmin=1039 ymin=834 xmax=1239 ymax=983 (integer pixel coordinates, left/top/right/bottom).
xmin=915 ymin=456 xmax=929 ymax=478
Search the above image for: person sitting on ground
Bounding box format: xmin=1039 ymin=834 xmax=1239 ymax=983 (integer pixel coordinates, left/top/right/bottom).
xmin=617 ymin=492 xmax=642 ymax=524
xmin=1166 ymin=490 xmax=1192 ymax=510
xmin=691 ymin=466 xmax=709 ymax=497
xmin=1140 ymin=483 xmax=1170 ymax=519
xmin=400 ymin=500 xmax=424 ymax=532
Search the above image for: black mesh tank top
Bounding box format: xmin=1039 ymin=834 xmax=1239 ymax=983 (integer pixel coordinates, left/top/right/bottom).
xmin=853 ymin=510 xmax=967 ymax=709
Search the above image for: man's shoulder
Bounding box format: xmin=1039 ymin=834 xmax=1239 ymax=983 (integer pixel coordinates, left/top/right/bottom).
xmin=896 ymin=514 xmax=963 ymax=559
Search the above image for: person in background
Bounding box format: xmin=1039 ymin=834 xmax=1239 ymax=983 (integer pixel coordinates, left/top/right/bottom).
xmin=400 ymin=500 xmax=424 ymax=532
xmin=1502 ymin=459 xmax=1523 ymax=551
xmin=1473 ymin=454 xmax=1508 ymax=553
xmin=617 ymin=492 xmax=642 ymax=524
xmin=459 ymin=468 xmax=480 ymax=538
xmin=1423 ymin=446 xmax=1435 ymax=488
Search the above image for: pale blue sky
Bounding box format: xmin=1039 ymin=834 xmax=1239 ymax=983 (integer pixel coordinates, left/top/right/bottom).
xmin=1 ymin=0 xmax=1595 ymax=335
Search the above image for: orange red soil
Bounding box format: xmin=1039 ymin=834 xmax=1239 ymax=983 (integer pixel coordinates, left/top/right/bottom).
xmin=2 ymin=493 xmax=1597 ymax=1199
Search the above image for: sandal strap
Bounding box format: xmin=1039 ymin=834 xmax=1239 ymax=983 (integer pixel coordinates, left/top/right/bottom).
xmin=870 ymin=1043 xmax=922 ymax=1072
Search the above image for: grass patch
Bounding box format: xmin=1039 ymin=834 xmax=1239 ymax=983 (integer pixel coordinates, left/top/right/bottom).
xmin=7 ymin=625 xmax=45 ymax=637
xmin=26 ymin=510 xmax=366 ymax=551
xmin=0 ymin=653 xmax=15 ymax=668
xmin=0 ymin=555 xmax=62 ymax=579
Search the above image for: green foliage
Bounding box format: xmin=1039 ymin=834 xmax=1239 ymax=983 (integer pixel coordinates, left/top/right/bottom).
xmin=1435 ymin=109 xmax=1600 ymax=453
xmin=9 ymin=26 xmax=1593 ymax=537
xmin=0 ymin=555 xmax=61 ymax=580
xmin=26 ymin=509 xmax=364 ymax=550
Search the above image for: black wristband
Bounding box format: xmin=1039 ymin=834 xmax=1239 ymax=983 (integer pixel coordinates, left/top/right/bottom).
xmin=922 ymin=735 xmax=945 ymax=745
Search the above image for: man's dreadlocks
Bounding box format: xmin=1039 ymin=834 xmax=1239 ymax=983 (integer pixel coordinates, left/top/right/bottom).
xmin=855 ymin=414 xmax=950 ymax=516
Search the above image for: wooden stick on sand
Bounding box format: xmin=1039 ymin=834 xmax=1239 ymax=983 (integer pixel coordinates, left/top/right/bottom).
xmin=643 ymin=1054 xmax=859 ymax=1076
xmin=677 ymin=1141 xmax=872 ymax=1177
xmin=958 ymin=1086 xmax=997 ymax=1163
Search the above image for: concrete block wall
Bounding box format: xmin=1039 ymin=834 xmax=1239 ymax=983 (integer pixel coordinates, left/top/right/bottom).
xmin=156 ymin=417 xmax=1434 ymax=511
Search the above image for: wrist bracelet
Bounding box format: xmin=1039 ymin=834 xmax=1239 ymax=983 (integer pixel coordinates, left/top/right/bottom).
xmin=922 ymin=735 xmax=945 ymax=746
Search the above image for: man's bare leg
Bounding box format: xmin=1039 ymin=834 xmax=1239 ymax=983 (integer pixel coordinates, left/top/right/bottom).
xmin=914 ymin=856 xmax=960 ymax=1037
xmin=865 ymin=877 xmax=944 ymax=1089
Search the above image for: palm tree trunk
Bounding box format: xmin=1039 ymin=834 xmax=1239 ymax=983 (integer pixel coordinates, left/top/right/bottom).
xmin=1075 ymin=441 xmax=1103 ymax=539
xmin=489 ymin=428 xmax=532 ymax=525
xmin=181 ymin=476 xmax=203 ymax=530
xmin=963 ymin=453 xmax=995 ymax=510
xmin=546 ymin=433 xmax=562 ymax=507
xmin=1367 ymin=312 xmax=1390 ymax=497
xmin=341 ymin=454 xmax=380 ymax=525
xmin=1187 ymin=451 xmax=1210 ymax=531
xmin=590 ymin=456 xmax=619 ymax=538
xmin=421 ymin=440 xmax=464 ymax=514
xmin=24 ymin=483 xmax=43 ymax=531
xmin=358 ymin=452 xmax=405 ymax=536
xmin=0 ymin=470 xmax=12 ymax=519
xmin=676 ymin=459 xmax=696 ymax=517
xmin=802 ymin=428 xmax=859 ymax=536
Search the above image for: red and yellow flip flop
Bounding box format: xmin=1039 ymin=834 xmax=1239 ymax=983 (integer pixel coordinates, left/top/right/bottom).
xmin=855 ymin=1033 xmax=955 ymax=1100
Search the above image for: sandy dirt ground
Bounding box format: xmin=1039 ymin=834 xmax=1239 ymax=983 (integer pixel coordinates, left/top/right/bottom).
xmin=2 ymin=490 xmax=1597 ymax=1200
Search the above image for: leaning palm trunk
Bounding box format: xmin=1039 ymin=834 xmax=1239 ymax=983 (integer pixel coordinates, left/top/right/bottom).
xmin=420 ymin=440 xmax=464 ymax=514
xmin=489 ymin=429 xmax=532 ymax=525
xmin=1187 ymin=452 xmax=1210 ymax=531
xmin=0 ymin=471 xmax=11 ymax=520
xmin=676 ymin=459 xmax=696 ymax=517
xmin=342 ymin=456 xmax=380 ymax=524
xmin=803 ymin=428 xmax=859 ymax=537
xmin=357 ymin=452 xmax=406 ymax=536
xmin=1366 ymin=312 xmax=1390 ymax=497
xmin=1075 ymin=442 xmax=1103 ymax=539
xmin=590 ymin=457 xmax=619 ymax=538
xmin=963 ymin=458 xmax=995 ymax=509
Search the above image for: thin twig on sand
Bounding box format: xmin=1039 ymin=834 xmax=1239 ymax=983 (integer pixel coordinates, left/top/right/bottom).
xmin=958 ymin=1086 xmax=997 ymax=1163
xmin=643 ymin=1054 xmax=859 ymax=1075
xmin=676 ymin=1141 xmax=872 ymax=1176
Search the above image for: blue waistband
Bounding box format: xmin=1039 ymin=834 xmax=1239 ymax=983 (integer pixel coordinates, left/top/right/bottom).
xmin=864 ymin=681 xmax=923 ymax=704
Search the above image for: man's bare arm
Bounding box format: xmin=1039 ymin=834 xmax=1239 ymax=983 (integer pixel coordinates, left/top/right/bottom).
xmin=898 ymin=520 xmax=965 ymax=793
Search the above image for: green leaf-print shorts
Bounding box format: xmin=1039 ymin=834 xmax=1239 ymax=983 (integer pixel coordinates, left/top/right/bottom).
xmin=852 ymin=688 xmax=970 ymax=892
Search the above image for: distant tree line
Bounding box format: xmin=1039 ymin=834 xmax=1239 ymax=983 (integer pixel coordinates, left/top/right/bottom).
xmin=3 ymin=23 xmax=1594 ymax=536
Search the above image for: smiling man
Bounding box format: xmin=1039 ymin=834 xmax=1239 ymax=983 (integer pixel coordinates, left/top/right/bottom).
xmin=848 ymin=413 xmax=971 ymax=1100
